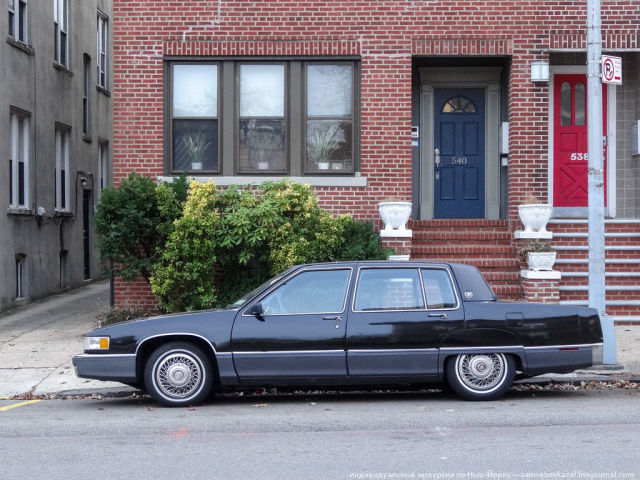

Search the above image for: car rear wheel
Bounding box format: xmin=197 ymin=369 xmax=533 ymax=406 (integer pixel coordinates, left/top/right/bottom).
xmin=446 ymin=353 xmax=515 ymax=401
xmin=144 ymin=342 xmax=214 ymax=407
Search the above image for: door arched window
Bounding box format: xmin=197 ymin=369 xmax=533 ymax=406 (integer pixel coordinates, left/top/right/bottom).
xmin=442 ymin=96 xmax=476 ymax=113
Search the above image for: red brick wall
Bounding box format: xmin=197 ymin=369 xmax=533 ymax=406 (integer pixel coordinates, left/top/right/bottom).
xmin=111 ymin=0 xmax=639 ymax=307
xmin=113 ymin=0 xmax=638 ymax=216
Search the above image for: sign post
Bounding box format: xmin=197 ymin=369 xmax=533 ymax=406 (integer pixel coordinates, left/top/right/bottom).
xmin=587 ymin=0 xmax=617 ymax=364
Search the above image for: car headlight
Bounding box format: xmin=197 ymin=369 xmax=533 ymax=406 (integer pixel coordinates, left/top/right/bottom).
xmin=83 ymin=336 xmax=110 ymax=351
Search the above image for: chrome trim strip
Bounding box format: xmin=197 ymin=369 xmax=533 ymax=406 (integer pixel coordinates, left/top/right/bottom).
xmin=348 ymin=348 xmax=439 ymax=354
xmin=241 ymin=267 xmax=354 ymax=317
xmin=523 ymin=343 xmax=602 ymax=350
xmin=75 ymin=353 xmax=136 ymax=359
xmin=233 ymin=350 xmax=345 ymax=355
xmin=439 ymin=346 xmax=524 ymax=351
xmin=135 ymin=332 xmax=217 ymax=355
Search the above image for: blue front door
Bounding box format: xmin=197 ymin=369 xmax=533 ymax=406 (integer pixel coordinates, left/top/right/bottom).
xmin=434 ymin=88 xmax=485 ymax=218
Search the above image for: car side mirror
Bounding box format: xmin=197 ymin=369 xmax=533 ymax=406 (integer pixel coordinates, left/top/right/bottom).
xmin=247 ymin=302 xmax=265 ymax=321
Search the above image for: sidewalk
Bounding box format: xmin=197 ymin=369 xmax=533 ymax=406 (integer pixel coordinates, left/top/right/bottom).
xmin=0 ymin=280 xmax=132 ymax=398
xmin=0 ymin=281 xmax=639 ymax=398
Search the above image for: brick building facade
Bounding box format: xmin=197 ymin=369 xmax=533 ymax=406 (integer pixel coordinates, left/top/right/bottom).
xmin=112 ymin=1 xmax=640 ymax=321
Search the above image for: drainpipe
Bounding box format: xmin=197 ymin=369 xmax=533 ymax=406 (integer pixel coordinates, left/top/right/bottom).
xmin=587 ymin=0 xmax=616 ymax=364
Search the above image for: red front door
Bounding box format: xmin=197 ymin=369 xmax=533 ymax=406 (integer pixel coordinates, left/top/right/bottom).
xmin=553 ymin=74 xmax=607 ymax=207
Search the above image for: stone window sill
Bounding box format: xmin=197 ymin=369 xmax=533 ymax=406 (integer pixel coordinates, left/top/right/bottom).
xmin=157 ymin=175 xmax=368 ymax=188
xmin=53 ymin=62 xmax=73 ymax=77
xmin=6 ymin=36 xmax=34 ymax=55
xmin=96 ymin=85 xmax=111 ymax=97
xmin=7 ymin=207 xmax=33 ymax=216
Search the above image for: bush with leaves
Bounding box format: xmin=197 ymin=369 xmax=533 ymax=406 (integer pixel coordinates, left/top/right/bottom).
xmin=150 ymin=181 xmax=220 ymax=312
xmin=94 ymin=173 xmax=188 ymax=282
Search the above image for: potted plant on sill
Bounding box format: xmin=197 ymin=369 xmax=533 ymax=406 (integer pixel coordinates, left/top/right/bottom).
xmin=518 ymin=193 xmax=553 ymax=234
xmin=181 ymin=131 xmax=211 ymax=171
xmin=519 ymin=239 xmax=556 ymax=271
xmin=378 ymin=197 xmax=412 ymax=234
xmin=247 ymin=120 xmax=280 ymax=171
xmin=307 ymin=123 xmax=340 ymax=171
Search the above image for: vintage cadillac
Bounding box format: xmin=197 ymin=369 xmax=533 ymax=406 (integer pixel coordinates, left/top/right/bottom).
xmin=73 ymin=261 xmax=603 ymax=406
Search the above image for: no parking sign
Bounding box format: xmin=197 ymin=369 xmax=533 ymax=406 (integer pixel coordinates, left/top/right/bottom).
xmin=602 ymin=55 xmax=622 ymax=85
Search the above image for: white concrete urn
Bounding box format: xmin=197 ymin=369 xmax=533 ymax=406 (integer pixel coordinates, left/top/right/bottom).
xmin=527 ymin=251 xmax=557 ymax=271
xmin=378 ymin=201 xmax=412 ymax=233
xmin=518 ymin=204 xmax=553 ymax=233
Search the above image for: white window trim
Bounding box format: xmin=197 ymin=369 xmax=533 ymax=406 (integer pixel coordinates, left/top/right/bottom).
xmin=97 ymin=12 xmax=108 ymax=89
xmin=9 ymin=0 xmax=28 ymax=44
xmin=55 ymin=127 xmax=70 ymax=212
xmin=54 ymin=0 xmax=68 ymax=67
xmin=9 ymin=112 xmax=30 ymax=208
xmin=548 ymin=65 xmax=617 ymax=218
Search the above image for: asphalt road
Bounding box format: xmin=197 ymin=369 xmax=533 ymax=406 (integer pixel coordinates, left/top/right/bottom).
xmin=1 ymin=388 xmax=639 ymax=480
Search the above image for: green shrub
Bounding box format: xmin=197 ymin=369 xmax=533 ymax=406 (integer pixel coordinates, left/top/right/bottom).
xmin=150 ymin=181 xmax=220 ymax=312
xmin=334 ymin=217 xmax=391 ymax=261
xmin=94 ymin=172 xmax=188 ymax=282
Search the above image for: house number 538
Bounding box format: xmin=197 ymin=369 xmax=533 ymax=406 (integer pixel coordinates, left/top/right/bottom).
xmin=570 ymin=152 xmax=589 ymax=161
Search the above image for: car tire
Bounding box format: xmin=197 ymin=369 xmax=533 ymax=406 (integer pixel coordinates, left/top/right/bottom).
xmin=446 ymin=353 xmax=515 ymax=401
xmin=144 ymin=342 xmax=214 ymax=407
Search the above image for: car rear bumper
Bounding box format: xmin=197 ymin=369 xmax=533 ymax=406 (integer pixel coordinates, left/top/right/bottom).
xmin=524 ymin=343 xmax=603 ymax=376
xmin=72 ymin=354 xmax=137 ymax=382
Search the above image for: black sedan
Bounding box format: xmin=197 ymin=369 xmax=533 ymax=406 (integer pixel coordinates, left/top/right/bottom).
xmin=73 ymin=261 xmax=603 ymax=406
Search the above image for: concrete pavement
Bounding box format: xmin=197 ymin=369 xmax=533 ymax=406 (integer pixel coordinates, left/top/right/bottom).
xmin=0 ymin=280 xmax=638 ymax=398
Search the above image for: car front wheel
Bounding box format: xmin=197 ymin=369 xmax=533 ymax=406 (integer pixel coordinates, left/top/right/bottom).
xmin=446 ymin=353 xmax=515 ymax=401
xmin=144 ymin=342 xmax=214 ymax=407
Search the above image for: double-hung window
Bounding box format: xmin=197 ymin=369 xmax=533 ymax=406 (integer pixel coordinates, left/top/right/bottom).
xmin=54 ymin=0 xmax=68 ymax=67
xmin=55 ymin=126 xmax=70 ymax=211
xmin=9 ymin=110 xmax=30 ymax=208
xmin=238 ymin=64 xmax=287 ymax=173
xmin=82 ymin=54 xmax=90 ymax=137
xmin=170 ymin=64 xmax=219 ymax=172
xmin=305 ymin=64 xmax=354 ymax=173
xmin=96 ymin=12 xmax=108 ymax=89
xmin=98 ymin=140 xmax=108 ymax=192
xmin=8 ymin=0 xmax=28 ymax=44
xmin=167 ymin=60 xmax=358 ymax=176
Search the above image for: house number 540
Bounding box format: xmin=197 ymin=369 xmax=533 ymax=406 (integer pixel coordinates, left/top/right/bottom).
xmin=570 ymin=153 xmax=589 ymax=161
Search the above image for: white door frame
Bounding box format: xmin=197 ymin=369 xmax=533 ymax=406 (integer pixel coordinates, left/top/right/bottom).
xmin=548 ymin=65 xmax=617 ymax=218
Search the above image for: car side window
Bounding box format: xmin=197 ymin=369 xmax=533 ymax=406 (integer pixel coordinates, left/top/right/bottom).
xmin=353 ymin=268 xmax=425 ymax=311
xmin=421 ymin=269 xmax=458 ymax=309
xmin=260 ymin=269 xmax=350 ymax=315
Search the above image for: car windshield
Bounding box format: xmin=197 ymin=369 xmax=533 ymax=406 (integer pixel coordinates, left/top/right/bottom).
xmin=226 ymin=270 xmax=289 ymax=309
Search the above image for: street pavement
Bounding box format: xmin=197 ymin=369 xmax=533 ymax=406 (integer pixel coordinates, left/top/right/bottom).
xmin=0 ymin=280 xmax=639 ymax=399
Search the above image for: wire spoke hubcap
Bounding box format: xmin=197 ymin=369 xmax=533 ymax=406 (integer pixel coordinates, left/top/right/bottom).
xmin=456 ymin=353 xmax=506 ymax=392
xmin=155 ymin=352 xmax=202 ymax=399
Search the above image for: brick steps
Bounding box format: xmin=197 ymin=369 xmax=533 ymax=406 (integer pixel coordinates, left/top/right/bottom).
xmin=410 ymin=220 xmax=522 ymax=301
xmin=549 ymin=219 xmax=640 ymax=319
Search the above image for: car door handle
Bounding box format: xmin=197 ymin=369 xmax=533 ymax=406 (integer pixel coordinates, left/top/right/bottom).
xmin=428 ymin=313 xmax=447 ymax=319
xmin=322 ymin=316 xmax=342 ymax=321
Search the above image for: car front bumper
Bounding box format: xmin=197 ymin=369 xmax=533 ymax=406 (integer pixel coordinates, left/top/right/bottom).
xmin=72 ymin=353 xmax=138 ymax=382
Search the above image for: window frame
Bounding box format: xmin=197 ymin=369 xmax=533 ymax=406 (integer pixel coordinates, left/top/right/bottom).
xmin=243 ymin=267 xmax=353 ymax=317
xmin=96 ymin=11 xmax=108 ymax=90
xmin=54 ymin=0 xmax=69 ymax=68
xmin=236 ymin=61 xmax=289 ymax=175
xmin=164 ymin=58 xmax=360 ymax=178
xmin=303 ymin=61 xmax=356 ymax=175
xmin=8 ymin=0 xmax=28 ymax=44
xmin=55 ymin=125 xmax=71 ymax=212
xmin=98 ymin=139 xmax=109 ymax=192
xmin=82 ymin=54 xmax=91 ymax=137
xmin=352 ymin=267 xmax=427 ymax=313
xmin=16 ymin=254 xmax=26 ymax=298
xmin=9 ymin=109 xmax=30 ymax=209
xmin=419 ymin=267 xmax=461 ymax=311
xmin=167 ymin=61 xmax=221 ymax=175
